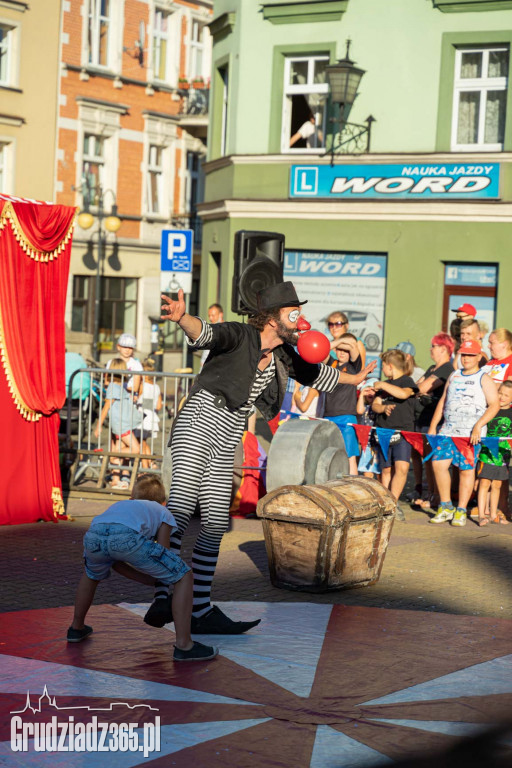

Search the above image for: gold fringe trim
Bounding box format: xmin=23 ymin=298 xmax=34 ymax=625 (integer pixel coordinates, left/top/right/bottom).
xmin=0 ymin=201 xmax=78 ymax=262
xmin=0 ymin=303 xmax=41 ymax=421
xmin=52 ymin=487 xmax=67 ymax=519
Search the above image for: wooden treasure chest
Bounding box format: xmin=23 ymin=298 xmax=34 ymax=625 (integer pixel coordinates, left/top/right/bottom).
xmin=256 ymin=476 xmax=396 ymax=592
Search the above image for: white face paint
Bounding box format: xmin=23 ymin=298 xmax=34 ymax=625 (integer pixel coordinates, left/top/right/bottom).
xmin=288 ymin=309 xmax=300 ymax=323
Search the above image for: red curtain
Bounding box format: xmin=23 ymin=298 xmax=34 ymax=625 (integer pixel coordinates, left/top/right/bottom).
xmin=230 ymin=432 xmax=267 ymax=519
xmin=0 ymin=199 xmax=75 ymax=524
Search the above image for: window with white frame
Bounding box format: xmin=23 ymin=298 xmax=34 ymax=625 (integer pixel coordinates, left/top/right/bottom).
xmin=0 ymin=23 xmax=17 ymax=86
xmin=452 ymin=46 xmax=509 ymax=151
xmin=146 ymin=144 xmax=163 ymax=214
xmin=82 ymin=134 xmax=104 ymax=206
xmin=152 ymin=8 xmax=169 ymax=81
xmin=0 ymin=141 xmax=12 ymax=192
xmin=88 ymin=0 xmax=111 ymax=67
xmin=283 ymin=55 xmax=329 ymax=152
xmin=189 ymin=20 xmax=204 ymax=79
xmin=143 ymin=114 xmax=176 ymax=217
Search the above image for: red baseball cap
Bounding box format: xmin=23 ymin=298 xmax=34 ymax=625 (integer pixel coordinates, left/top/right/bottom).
xmin=452 ymin=303 xmax=476 ymax=316
xmin=459 ymin=339 xmax=481 ymax=356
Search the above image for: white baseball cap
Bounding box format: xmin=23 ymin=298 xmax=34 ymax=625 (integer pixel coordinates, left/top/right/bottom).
xmin=117 ymin=333 xmax=137 ymax=348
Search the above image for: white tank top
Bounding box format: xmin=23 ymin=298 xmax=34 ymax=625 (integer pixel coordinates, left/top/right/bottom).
xmin=440 ymin=368 xmax=488 ymax=437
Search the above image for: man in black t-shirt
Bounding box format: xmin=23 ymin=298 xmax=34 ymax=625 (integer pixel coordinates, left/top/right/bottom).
xmin=324 ymin=333 xmax=362 ymax=474
xmin=372 ymin=349 xmax=418 ymax=502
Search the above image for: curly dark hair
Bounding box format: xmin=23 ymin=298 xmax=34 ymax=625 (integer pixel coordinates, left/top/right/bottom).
xmin=247 ymin=308 xmax=281 ymax=331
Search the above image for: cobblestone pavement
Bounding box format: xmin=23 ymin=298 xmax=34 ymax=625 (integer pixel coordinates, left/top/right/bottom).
xmin=1 ymin=495 xmax=511 ymax=620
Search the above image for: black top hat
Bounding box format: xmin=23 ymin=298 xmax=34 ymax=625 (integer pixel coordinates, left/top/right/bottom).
xmin=256 ymin=281 xmax=307 ymax=311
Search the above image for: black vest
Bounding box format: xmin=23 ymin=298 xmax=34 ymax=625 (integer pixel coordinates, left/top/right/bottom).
xmin=189 ymin=321 xmax=322 ymax=421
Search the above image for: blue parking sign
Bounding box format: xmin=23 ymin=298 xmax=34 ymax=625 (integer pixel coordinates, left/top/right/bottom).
xmin=161 ymin=230 xmax=193 ymax=272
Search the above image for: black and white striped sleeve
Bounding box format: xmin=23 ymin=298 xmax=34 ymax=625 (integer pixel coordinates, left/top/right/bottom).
xmin=311 ymin=363 xmax=340 ymax=393
xmin=185 ymin=318 xmax=213 ymax=349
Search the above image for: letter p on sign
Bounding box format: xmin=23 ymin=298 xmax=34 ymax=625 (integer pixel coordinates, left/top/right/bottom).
xmin=161 ymin=229 xmax=193 ymax=273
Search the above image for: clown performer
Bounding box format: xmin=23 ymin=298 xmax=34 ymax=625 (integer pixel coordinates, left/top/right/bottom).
xmin=153 ymin=281 xmax=376 ymax=634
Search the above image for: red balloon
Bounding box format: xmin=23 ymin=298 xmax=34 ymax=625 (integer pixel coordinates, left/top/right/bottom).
xmin=297 ymin=330 xmax=331 ymax=364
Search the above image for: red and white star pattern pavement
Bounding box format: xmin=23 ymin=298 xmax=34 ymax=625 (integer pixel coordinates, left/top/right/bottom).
xmin=1 ymin=601 xmax=512 ymax=766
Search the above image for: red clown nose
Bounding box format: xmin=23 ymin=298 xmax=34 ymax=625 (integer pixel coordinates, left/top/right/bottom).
xmin=297 ymin=330 xmax=330 ymax=364
xmin=297 ymin=316 xmax=311 ymax=332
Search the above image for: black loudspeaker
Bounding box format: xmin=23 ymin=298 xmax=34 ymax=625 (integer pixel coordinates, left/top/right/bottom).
xmin=231 ymin=230 xmax=285 ymax=314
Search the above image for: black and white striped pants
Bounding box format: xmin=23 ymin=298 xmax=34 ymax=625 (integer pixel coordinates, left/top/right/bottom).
xmin=167 ymin=390 xmax=247 ymax=617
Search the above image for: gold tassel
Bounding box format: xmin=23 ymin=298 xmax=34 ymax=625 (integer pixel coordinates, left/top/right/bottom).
xmin=51 ymin=487 xmax=67 ymax=519
xmin=0 ymin=305 xmax=41 ymax=421
xmin=0 ymin=202 xmax=78 ymax=262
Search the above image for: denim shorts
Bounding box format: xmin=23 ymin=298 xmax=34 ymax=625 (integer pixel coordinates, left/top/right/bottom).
xmin=376 ymin=436 xmax=412 ymax=469
xmin=83 ymin=523 xmax=191 ymax=583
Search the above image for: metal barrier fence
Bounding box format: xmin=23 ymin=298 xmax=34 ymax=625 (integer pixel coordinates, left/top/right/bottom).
xmin=61 ymin=367 xmax=195 ymax=495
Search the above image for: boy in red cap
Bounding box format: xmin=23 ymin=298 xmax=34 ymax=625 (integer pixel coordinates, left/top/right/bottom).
xmin=428 ymin=340 xmax=499 ymax=527
xmin=450 ymin=303 xmax=477 ymax=347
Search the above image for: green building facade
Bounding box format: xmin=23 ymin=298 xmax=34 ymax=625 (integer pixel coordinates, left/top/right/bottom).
xmin=199 ymin=0 xmax=512 ymax=367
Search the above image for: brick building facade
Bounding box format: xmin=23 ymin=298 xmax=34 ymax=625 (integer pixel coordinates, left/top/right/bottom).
xmin=57 ymin=0 xmax=212 ymax=362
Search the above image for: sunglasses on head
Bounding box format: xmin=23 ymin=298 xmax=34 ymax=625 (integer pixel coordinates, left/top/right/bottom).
xmin=328 ymin=321 xmax=347 ymax=328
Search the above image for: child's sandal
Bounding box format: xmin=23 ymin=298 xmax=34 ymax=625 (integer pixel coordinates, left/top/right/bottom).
xmin=478 ymin=516 xmax=489 ymax=527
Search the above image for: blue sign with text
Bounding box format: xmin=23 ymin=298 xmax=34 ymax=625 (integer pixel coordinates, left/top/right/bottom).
xmin=445 ymin=264 xmax=497 ymax=287
xmin=161 ymin=229 xmax=193 ymax=272
xmin=289 ymin=163 xmax=500 ymax=200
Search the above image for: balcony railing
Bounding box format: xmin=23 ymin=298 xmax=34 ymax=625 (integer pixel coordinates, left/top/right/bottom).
xmin=326 ymin=114 xmax=376 ymax=157
xmin=178 ymin=84 xmax=210 ymax=116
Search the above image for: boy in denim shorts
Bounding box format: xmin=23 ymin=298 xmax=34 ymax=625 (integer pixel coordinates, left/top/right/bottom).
xmin=67 ymin=475 xmax=218 ymax=662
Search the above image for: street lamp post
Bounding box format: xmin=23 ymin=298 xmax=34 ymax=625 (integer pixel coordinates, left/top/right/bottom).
xmin=77 ymin=187 xmax=122 ymax=361
xmin=325 ymin=40 xmax=375 ymax=157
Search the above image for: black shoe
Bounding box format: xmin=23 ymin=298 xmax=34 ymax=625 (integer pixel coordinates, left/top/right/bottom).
xmin=67 ymin=625 xmax=93 ymax=643
xmin=173 ymin=641 xmax=218 ymax=662
xmin=144 ymin=595 xmax=173 ymax=628
xmin=191 ymin=605 xmax=260 ymax=635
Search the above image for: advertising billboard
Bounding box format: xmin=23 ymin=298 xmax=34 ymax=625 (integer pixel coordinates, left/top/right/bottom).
xmin=290 ymin=163 xmax=500 ymax=200
xmin=284 ymin=250 xmax=387 ymax=364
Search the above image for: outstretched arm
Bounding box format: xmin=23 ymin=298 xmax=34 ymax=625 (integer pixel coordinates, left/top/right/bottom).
xmin=161 ymin=290 xmax=202 ymax=341
xmin=374 ymin=381 xmax=414 ymax=400
xmin=338 ymin=360 xmax=376 ymax=385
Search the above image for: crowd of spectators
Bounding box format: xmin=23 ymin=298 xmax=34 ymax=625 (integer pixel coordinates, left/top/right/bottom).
xmin=288 ymin=302 xmax=512 ymax=527
xmin=66 ymin=299 xmax=512 ymax=525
